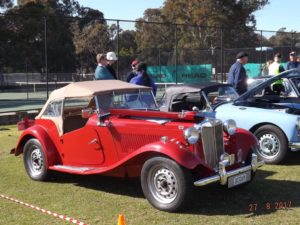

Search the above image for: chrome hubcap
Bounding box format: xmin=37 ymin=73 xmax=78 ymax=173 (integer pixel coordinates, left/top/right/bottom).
xmin=30 ymin=148 xmax=43 ymax=176
xmin=149 ymin=167 xmax=178 ymax=204
xmin=258 ymin=133 xmax=280 ymax=158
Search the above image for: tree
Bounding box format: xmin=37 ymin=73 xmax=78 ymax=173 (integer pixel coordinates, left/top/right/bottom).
xmin=135 ymin=0 xmax=270 ymax=67
xmin=2 ymin=0 xmax=83 ymax=74
xmin=135 ymin=8 xmax=175 ymax=65
xmin=72 ymin=7 xmax=110 ymax=73
xmin=118 ymin=30 xmax=137 ymax=57
xmin=161 ymin=0 xmax=269 ymax=48
xmin=269 ymin=28 xmax=299 ymax=47
xmin=72 ymin=21 xmax=111 ymax=73
xmin=2 ymin=3 xmax=46 ymax=72
xmin=17 ymin=0 xmax=80 ymax=16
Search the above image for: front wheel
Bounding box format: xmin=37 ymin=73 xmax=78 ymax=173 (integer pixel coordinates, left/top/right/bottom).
xmin=254 ymin=125 xmax=288 ymax=164
xmin=23 ymin=138 xmax=48 ymax=181
xmin=141 ymin=157 xmax=192 ymax=212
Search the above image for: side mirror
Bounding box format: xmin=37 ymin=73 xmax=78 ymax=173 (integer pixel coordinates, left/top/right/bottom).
xmin=81 ymin=108 xmax=94 ymax=119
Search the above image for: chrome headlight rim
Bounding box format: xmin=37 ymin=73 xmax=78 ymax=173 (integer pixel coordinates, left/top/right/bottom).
xmin=183 ymin=126 xmax=200 ymax=145
xmin=223 ymin=119 xmax=237 ymax=136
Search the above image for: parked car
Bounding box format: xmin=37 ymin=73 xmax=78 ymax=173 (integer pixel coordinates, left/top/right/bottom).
xmin=245 ymin=68 xmax=300 ymax=111
xmin=11 ymin=80 xmax=263 ymax=212
xmin=160 ymin=71 xmax=300 ymax=164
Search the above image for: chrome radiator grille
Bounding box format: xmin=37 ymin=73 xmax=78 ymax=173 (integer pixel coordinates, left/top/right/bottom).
xmin=201 ymin=119 xmax=224 ymax=168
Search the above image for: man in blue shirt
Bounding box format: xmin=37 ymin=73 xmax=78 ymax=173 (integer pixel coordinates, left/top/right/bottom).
xmin=95 ymin=54 xmax=115 ymax=80
xmin=286 ymin=51 xmax=300 ymax=70
xmin=227 ymin=51 xmax=249 ymax=95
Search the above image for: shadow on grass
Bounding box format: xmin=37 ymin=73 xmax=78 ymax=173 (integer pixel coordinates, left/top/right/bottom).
xmin=0 ymin=128 xmax=10 ymax=131
xmin=45 ymin=156 xmax=300 ymax=216
xmin=185 ymin=170 xmax=300 ymax=216
xmin=48 ymin=172 xmax=144 ymax=198
xmin=281 ymin=150 xmax=300 ymax=165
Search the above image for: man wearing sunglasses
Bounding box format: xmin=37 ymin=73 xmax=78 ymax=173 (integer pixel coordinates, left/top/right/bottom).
xmin=286 ymin=51 xmax=300 ymax=70
xmin=94 ymin=53 xmax=115 ymax=80
xmin=126 ymin=59 xmax=139 ymax=82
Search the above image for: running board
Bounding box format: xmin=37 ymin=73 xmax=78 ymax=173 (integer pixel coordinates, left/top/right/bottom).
xmin=49 ymin=165 xmax=107 ymax=175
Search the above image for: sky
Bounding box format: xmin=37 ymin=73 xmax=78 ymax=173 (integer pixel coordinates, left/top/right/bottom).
xmin=77 ymin=0 xmax=299 ymax=33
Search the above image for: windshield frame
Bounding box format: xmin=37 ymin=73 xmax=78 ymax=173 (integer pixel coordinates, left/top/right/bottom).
xmin=95 ymin=89 xmax=158 ymax=115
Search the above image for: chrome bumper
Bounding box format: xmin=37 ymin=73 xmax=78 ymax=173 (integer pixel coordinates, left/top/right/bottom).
xmin=289 ymin=142 xmax=300 ymax=151
xmin=194 ymin=154 xmax=264 ymax=187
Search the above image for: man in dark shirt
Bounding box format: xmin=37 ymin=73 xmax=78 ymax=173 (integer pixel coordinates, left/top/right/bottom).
xmin=286 ymin=51 xmax=300 ymax=70
xmin=227 ymin=51 xmax=249 ymax=95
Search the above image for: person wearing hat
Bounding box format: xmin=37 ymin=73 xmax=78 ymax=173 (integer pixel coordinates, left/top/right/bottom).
xmin=106 ymin=51 xmax=118 ymax=79
xmin=126 ymin=59 xmax=139 ymax=82
xmin=286 ymin=51 xmax=300 ymax=70
xmin=129 ymin=62 xmax=157 ymax=96
xmin=95 ymin=53 xmax=115 ymax=80
xmin=227 ymin=51 xmax=249 ymax=95
xmin=268 ymin=53 xmax=285 ymax=75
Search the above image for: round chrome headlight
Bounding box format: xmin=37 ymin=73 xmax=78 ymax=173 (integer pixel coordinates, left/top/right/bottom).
xmin=296 ymin=117 xmax=300 ymax=131
xmin=223 ymin=119 xmax=237 ymax=136
xmin=183 ymin=127 xmax=200 ymax=145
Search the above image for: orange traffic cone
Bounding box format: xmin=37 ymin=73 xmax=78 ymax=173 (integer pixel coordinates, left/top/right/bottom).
xmin=117 ymin=214 xmax=126 ymax=225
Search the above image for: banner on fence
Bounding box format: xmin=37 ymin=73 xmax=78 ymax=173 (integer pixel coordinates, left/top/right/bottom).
xmin=147 ymin=64 xmax=212 ymax=83
xmin=244 ymin=63 xmax=262 ymax=78
xmin=244 ymin=63 xmax=288 ymax=78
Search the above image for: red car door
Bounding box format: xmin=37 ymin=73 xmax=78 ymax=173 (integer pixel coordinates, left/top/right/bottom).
xmin=61 ymin=126 xmax=103 ymax=165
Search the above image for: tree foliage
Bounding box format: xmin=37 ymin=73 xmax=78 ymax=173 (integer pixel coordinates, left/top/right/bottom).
xmin=136 ymin=0 xmax=270 ymax=52
xmin=0 ymin=0 xmax=110 ymax=74
xmin=2 ymin=0 xmax=298 ymax=77
xmin=268 ymin=28 xmax=300 ymax=47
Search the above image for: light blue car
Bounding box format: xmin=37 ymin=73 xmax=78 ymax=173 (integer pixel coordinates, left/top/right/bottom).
xmin=160 ymin=69 xmax=300 ymax=164
xmin=215 ymin=100 xmax=300 ymax=164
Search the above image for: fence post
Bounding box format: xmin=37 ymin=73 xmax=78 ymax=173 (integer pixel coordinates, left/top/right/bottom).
xmin=116 ymin=20 xmax=120 ymax=79
xmin=175 ymin=24 xmax=178 ymax=84
xmin=44 ymin=16 xmax=48 ymax=99
xmin=158 ymin=47 xmax=161 ymax=78
xmin=220 ymin=28 xmax=224 ymax=83
xmin=260 ymin=30 xmax=263 ymax=70
xmin=26 ymin=60 xmax=29 ymax=100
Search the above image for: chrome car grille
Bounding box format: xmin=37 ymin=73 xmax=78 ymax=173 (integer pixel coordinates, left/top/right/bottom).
xmin=200 ymin=119 xmax=224 ymax=168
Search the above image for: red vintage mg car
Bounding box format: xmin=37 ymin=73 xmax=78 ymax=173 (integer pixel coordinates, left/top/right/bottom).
xmin=11 ymin=80 xmax=263 ymax=212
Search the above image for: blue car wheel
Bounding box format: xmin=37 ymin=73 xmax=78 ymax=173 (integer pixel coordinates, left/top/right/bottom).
xmin=254 ymin=125 xmax=288 ymax=164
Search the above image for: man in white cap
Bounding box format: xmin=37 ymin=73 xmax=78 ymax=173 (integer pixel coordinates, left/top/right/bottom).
xmin=106 ymin=51 xmax=118 ymax=79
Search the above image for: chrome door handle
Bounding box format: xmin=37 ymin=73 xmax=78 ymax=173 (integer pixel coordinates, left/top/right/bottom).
xmin=88 ymin=138 xmax=98 ymax=145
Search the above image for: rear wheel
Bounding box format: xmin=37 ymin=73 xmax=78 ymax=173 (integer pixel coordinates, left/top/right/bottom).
xmin=23 ymin=138 xmax=48 ymax=181
xmin=254 ymin=125 xmax=288 ymax=164
xmin=141 ymin=157 xmax=192 ymax=212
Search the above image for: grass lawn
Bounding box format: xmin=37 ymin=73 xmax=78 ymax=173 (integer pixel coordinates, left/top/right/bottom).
xmin=0 ymin=124 xmax=300 ymax=225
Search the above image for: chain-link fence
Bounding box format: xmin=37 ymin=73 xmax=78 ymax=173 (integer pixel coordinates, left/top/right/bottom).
xmin=0 ymin=13 xmax=300 ymax=112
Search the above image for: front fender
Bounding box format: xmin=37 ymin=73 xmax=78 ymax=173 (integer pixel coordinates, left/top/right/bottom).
xmin=226 ymin=127 xmax=258 ymax=160
xmin=13 ymin=125 xmax=60 ymax=167
xmin=118 ymin=140 xmax=203 ymax=170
